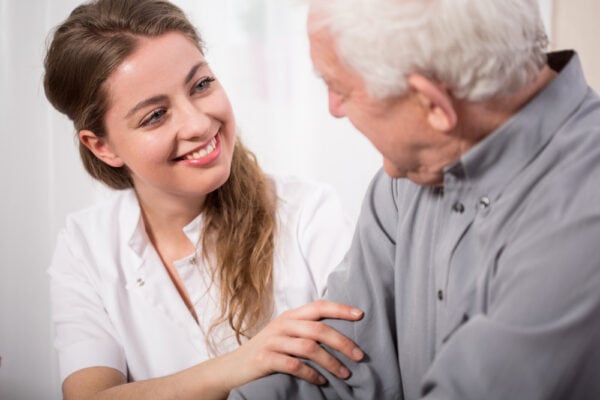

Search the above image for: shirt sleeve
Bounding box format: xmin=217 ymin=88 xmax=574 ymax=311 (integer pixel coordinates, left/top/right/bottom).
xmin=48 ymin=228 xmax=127 ymax=384
xmin=229 ymin=170 xmax=403 ymax=399
xmin=421 ymin=209 xmax=600 ymax=399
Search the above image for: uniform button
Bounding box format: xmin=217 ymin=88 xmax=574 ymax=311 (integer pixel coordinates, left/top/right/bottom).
xmin=437 ymin=290 xmax=444 ymax=301
xmin=479 ymin=196 xmax=491 ymax=209
xmin=452 ymin=202 xmax=465 ymax=213
xmin=136 ymin=278 xmax=145 ymax=287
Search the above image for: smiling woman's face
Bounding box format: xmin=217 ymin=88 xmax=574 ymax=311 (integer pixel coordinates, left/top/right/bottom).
xmin=88 ymin=31 xmax=236 ymax=207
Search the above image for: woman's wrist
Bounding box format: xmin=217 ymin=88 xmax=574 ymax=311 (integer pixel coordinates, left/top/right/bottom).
xmin=206 ymin=347 xmax=252 ymax=394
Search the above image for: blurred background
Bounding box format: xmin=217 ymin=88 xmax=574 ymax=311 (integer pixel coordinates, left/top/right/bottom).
xmin=0 ymin=0 xmax=597 ymax=398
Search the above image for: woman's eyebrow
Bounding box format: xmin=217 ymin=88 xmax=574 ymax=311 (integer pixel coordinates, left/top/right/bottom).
xmin=125 ymin=95 xmax=168 ymax=119
xmin=184 ymin=61 xmax=207 ymax=85
xmin=125 ymin=61 xmax=208 ymax=119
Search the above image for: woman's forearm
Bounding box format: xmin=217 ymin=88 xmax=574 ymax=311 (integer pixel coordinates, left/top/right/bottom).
xmin=67 ymin=352 xmax=240 ymax=400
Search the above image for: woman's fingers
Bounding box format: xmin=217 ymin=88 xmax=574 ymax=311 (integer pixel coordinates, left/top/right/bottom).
xmin=262 ymin=352 xmax=328 ymax=385
xmin=273 ymin=319 xmax=363 ymax=362
xmin=268 ymin=336 xmax=351 ymax=379
xmin=281 ymin=299 xmax=363 ymax=322
xmin=237 ymin=300 xmax=365 ymax=385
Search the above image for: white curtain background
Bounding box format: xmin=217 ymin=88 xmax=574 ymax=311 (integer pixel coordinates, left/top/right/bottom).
xmin=0 ymin=1 xmax=553 ymax=398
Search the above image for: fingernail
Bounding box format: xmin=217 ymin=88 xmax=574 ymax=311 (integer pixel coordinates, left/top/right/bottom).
xmin=351 ymin=308 xmax=363 ymax=317
xmin=318 ymin=375 xmax=327 ymax=385
xmin=339 ymin=366 xmax=350 ymax=378
xmin=352 ymin=347 xmax=364 ymax=360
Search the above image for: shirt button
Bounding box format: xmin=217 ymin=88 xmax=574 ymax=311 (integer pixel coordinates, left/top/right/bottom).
xmin=136 ymin=278 xmax=145 ymax=287
xmin=437 ymin=290 xmax=444 ymax=301
xmin=452 ymin=202 xmax=465 ymax=213
xmin=479 ymin=196 xmax=491 ymax=209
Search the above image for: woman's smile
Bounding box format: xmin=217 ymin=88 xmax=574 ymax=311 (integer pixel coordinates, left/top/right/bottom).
xmin=175 ymin=133 xmax=221 ymax=166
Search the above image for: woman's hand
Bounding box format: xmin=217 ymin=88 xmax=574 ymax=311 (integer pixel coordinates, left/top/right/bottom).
xmin=61 ymin=300 xmax=364 ymax=400
xmin=228 ymin=300 xmax=364 ymax=387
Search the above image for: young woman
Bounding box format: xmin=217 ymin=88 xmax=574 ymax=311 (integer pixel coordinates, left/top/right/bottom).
xmin=44 ymin=1 xmax=363 ymax=399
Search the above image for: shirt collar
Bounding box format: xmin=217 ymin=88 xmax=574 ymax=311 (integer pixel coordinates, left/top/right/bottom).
xmin=446 ymin=51 xmax=589 ymax=200
xmin=120 ymin=189 xmax=145 ymax=257
xmin=182 ymin=212 xmax=203 ymax=248
xmin=124 ymin=190 xmax=203 ymax=259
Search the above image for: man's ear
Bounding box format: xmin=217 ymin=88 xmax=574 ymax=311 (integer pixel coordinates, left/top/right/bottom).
xmin=408 ymin=74 xmax=457 ymax=132
xmin=79 ymin=130 xmax=124 ymax=167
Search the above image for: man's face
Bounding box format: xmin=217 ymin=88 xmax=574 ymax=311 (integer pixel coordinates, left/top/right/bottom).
xmin=308 ymin=13 xmax=438 ymax=180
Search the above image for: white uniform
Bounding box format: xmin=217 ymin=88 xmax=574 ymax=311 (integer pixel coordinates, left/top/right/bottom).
xmin=49 ymin=176 xmax=352 ymax=383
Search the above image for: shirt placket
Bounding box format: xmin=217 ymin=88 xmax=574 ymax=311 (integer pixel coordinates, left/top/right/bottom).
xmin=434 ymin=174 xmax=476 ymax=349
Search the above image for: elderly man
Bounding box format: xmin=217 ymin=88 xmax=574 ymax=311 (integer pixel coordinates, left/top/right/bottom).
xmin=230 ymin=0 xmax=600 ymax=398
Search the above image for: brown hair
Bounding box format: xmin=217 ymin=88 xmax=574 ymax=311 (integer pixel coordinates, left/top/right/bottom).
xmin=44 ymin=0 xmax=276 ymax=343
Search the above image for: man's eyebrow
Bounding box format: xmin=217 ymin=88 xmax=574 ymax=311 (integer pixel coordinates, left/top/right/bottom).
xmin=312 ymin=67 xmax=340 ymax=87
xmin=125 ymin=61 xmax=208 ymax=119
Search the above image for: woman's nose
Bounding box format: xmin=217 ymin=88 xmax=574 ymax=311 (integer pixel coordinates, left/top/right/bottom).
xmin=177 ymin=100 xmax=212 ymax=140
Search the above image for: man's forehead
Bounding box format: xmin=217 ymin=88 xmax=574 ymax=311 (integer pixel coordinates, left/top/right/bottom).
xmin=309 ymin=33 xmax=338 ymax=82
xmin=308 ymin=19 xmax=338 ymax=65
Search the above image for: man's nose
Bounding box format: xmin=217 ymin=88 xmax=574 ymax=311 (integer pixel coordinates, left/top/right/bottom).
xmin=328 ymin=88 xmax=346 ymax=118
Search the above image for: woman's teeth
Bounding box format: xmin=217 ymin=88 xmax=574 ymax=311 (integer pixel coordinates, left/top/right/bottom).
xmin=185 ymin=137 xmax=217 ymax=160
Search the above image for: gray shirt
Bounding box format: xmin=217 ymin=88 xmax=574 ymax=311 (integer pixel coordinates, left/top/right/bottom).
xmin=230 ymin=51 xmax=600 ymax=400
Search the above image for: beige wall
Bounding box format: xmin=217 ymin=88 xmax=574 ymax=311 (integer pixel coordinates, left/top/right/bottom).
xmin=552 ymin=0 xmax=600 ymax=92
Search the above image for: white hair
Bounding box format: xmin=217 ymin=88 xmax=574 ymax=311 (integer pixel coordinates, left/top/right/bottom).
xmin=309 ymin=0 xmax=549 ymax=101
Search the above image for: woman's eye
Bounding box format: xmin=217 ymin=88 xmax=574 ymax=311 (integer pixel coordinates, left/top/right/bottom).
xmin=140 ymin=109 xmax=166 ymax=127
xmin=193 ymin=76 xmax=216 ymax=93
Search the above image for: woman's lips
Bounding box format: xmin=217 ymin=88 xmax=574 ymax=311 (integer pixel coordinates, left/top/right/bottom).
xmin=176 ymin=134 xmax=221 ymax=166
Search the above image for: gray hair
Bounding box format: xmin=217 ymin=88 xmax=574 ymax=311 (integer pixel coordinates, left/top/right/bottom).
xmin=309 ymin=0 xmax=549 ymax=101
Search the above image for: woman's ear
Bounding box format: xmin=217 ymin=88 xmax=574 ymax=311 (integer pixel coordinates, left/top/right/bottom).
xmin=79 ymin=130 xmax=124 ymax=167
xmin=408 ymin=74 xmax=457 ymax=132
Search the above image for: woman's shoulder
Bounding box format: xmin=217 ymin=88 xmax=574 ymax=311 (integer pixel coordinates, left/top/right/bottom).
xmin=62 ymin=189 xmax=139 ymax=237
xmin=270 ymin=174 xmax=338 ymax=206
xmin=268 ymin=175 xmax=352 ymax=302
xmin=50 ymin=189 xmax=141 ymax=280
xmin=269 ymin=174 xmax=348 ymax=229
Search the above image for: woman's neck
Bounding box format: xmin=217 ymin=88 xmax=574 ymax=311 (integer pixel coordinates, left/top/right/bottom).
xmin=136 ymin=183 xmax=203 ymax=227
xmin=135 ymin=188 xmax=205 ymax=258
